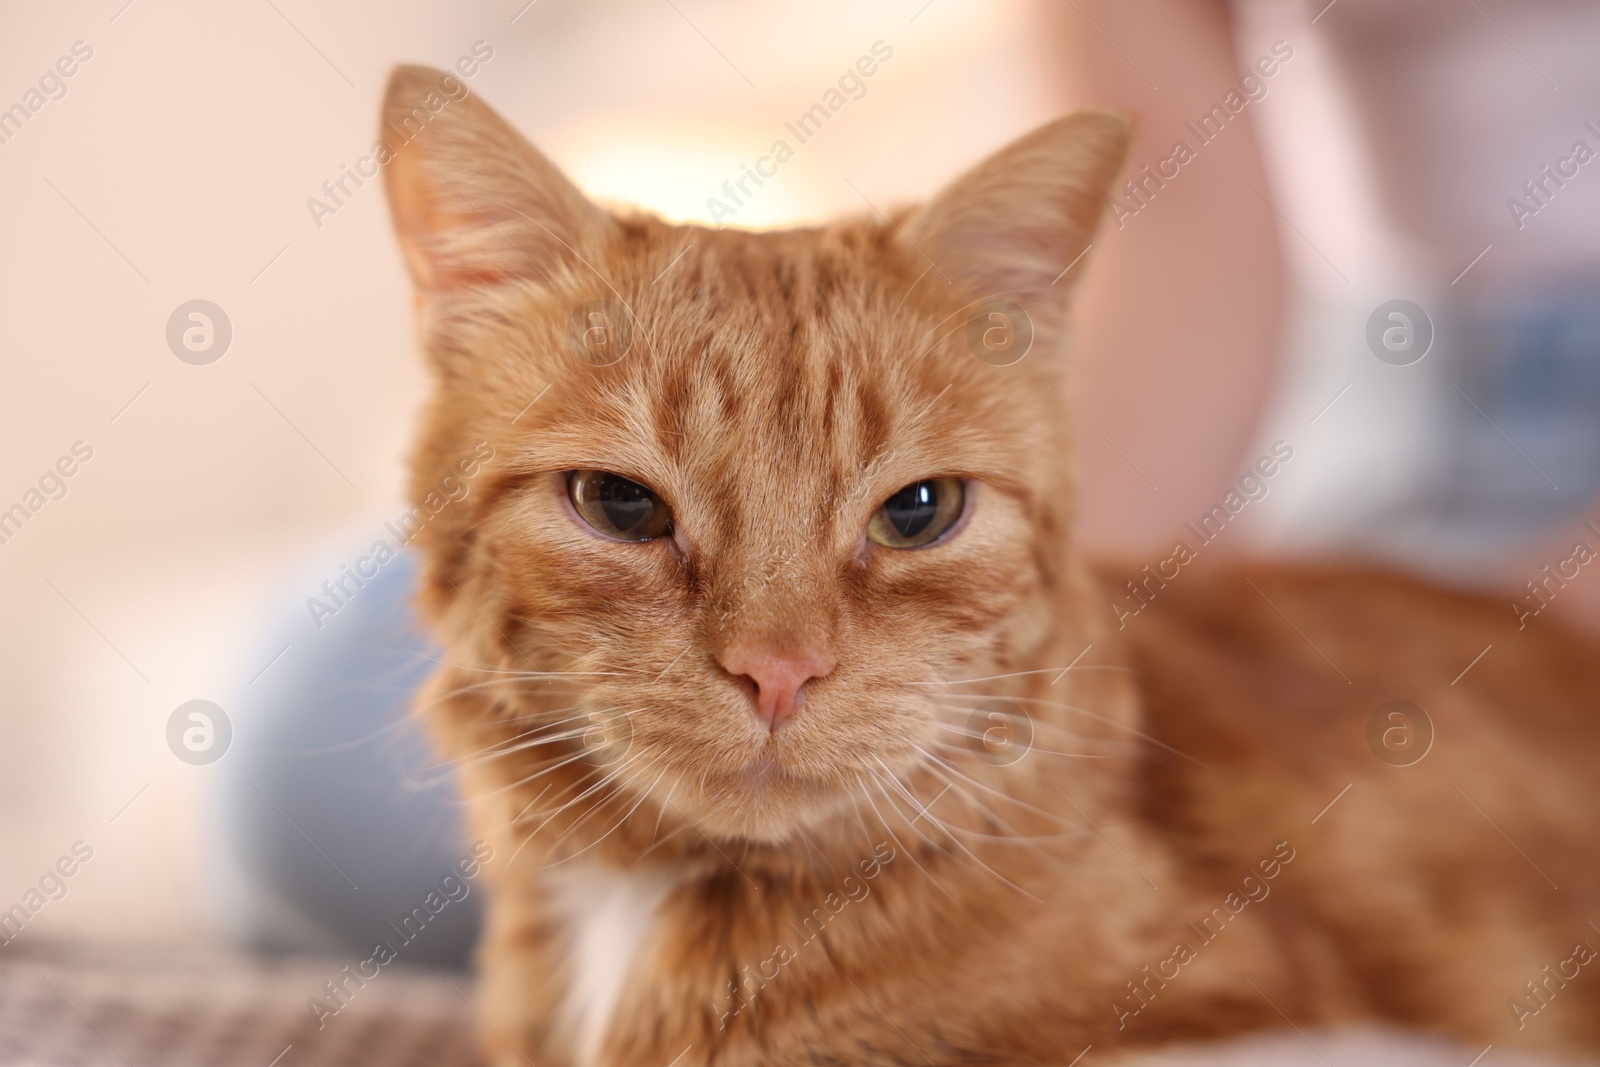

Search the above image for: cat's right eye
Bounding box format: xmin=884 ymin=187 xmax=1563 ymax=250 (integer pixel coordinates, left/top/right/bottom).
xmin=867 ymin=478 xmax=965 ymax=548
xmin=568 ymin=470 xmax=674 ymax=541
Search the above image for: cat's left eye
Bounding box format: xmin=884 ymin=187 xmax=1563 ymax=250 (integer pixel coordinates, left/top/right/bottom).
xmin=568 ymin=470 xmax=673 ymax=541
xmin=867 ymin=478 xmax=965 ymax=549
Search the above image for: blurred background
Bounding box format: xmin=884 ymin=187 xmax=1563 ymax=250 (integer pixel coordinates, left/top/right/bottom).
xmin=2 ymin=0 xmax=1598 ymax=1062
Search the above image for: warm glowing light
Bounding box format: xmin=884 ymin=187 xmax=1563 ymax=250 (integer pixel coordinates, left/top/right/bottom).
xmin=563 ymin=124 xmax=814 ymax=230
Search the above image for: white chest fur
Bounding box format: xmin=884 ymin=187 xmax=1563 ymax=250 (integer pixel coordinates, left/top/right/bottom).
xmin=544 ymin=862 xmax=679 ymax=1067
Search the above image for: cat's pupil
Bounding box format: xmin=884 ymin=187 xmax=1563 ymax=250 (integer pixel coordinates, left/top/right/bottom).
xmin=595 ymin=475 xmax=655 ymax=532
xmin=883 ymin=481 xmax=940 ymax=538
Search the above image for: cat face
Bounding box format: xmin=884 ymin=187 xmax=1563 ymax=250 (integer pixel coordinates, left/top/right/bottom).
xmin=384 ymin=67 xmax=1129 ymax=845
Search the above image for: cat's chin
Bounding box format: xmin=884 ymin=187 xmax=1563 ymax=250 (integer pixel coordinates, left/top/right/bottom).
xmin=738 ymin=753 xmax=784 ymax=788
xmin=676 ymin=758 xmax=854 ymax=846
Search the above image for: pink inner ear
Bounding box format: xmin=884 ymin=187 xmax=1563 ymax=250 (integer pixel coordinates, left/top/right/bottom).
xmin=388 ymin=177 xmax=516 ymax=292
xmin=381 ymin=64 xmax=612 ymax=295
xmin=908 ymin=111 xmax=1131 ymax=302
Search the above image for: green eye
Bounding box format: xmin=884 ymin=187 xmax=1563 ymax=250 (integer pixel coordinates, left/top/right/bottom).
xmin=569 ymin=471 xmax=673 ymax=541
xmin=867 ymin=478 xmax=965 ymax=548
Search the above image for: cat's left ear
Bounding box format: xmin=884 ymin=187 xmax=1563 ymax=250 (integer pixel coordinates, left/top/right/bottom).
xmin=380 ymin=65 xmax=613 ymax=294
xmin=906 ymin=110 xmax=1130 ymax=315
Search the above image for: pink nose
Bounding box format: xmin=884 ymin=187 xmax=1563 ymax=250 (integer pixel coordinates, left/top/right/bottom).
xmin=719 ymin=647 xmax=836 ymax=733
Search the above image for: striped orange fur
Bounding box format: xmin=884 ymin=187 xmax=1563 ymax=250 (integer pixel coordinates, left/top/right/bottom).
xmin=382 ymin=66 xmax=1600 ymax=1066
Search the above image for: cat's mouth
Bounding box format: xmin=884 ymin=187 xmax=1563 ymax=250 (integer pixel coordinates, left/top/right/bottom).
xmin=714 ymin=746 xmax=837 ymax=803
xmin=692 ymin=758 xmax=847 ymax=843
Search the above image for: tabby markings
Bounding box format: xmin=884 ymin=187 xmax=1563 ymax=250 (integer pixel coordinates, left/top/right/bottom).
xmin=1112 ymin=841 xmax=1296 ymax=1031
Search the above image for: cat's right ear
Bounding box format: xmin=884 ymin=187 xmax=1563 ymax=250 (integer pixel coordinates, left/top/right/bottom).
xmin=906 ymin=110 xmax=1131 ymax=313
xmin=380 ymin=65 xmax=612 ymax=294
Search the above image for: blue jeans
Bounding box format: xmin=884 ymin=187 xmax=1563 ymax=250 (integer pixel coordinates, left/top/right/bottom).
xmin=211 ymin=550 xmax=478 ymax=967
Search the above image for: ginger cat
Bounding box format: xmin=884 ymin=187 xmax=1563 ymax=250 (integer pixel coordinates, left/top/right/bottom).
xmin=379 ymin=65 xmax=1600 ymax=1066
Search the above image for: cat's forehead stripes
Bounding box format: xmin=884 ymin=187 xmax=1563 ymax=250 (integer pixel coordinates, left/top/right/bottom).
xmin=554 ymin=225 xmax=939 ymax=557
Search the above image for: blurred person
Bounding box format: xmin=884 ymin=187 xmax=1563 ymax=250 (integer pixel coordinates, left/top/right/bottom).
xmin=1058 ymin=0 xmax=1600 ymax=628
xmin=1231 ymin=0 xmax=1600 ymax=621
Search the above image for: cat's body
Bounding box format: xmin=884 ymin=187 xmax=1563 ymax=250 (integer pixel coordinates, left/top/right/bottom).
xmin=380 ymin=66 xmax=1600 ymax=1066
xmin=1124 ymin=562 xmax=1600 ymax=1049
